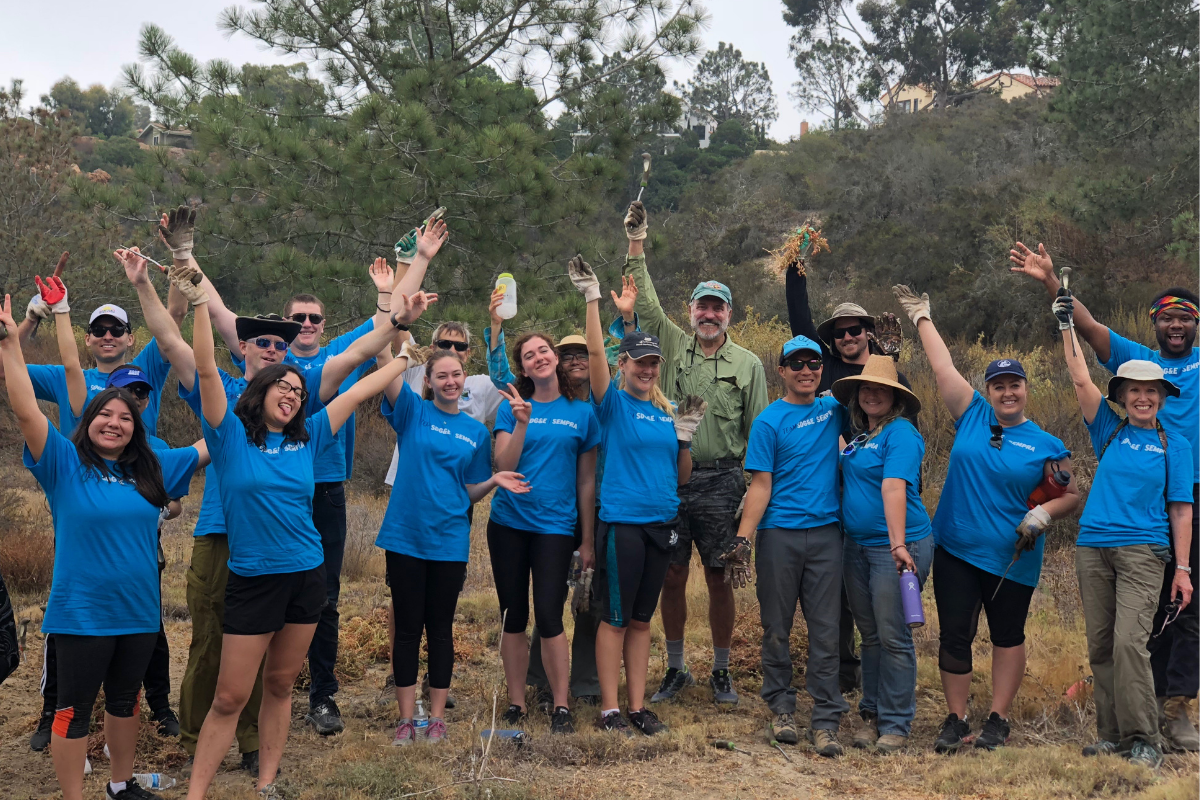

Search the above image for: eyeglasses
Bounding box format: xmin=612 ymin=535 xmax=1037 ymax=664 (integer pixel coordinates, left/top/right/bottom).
xmin=124 ymin=384 xmax=151 ymax=400
xmin=833 ymin=325 xmax=865 ymax=339
xmin=559 ymin=352 xmax=589 ymax=364
xmin=252 ymin=338 xmax=289 ymax=352
xmin=1152 ymin=600 xmax=1182 ymax=639
xmin=434 ymin=339 xmax=469 ymax=352
xmin=989 ymin=424 xmax=1004 ymax=450
xmin=89 ymin=322 xmax=129 ymax=338
xmin=784 ymin=357 xmax=823 ymax=372
xmin=273 ymin=379 xmax=308 ymax=402
xmin=290 ymin=312 xmax=324 ymax=325
xmin=842 ymin=432 xmax=868 ymax=456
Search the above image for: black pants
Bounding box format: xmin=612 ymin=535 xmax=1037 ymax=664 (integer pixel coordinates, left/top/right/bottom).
xmin=385 ymin=551 xmax=466 ymax=689
xmin=932 ymin=546 xmax=1035 ymax=674
xmin=487 ymin=519 xmax=576 ymax=638
xmin=42 ymin=630 xmax=172 ymax=718
xmin=53 ymin=633 xmax=158 ymax=739
xmin=307 ymin=481 xmax=347 ymax=704
xmin=1149 ymin=489 xmax=1200 ymax=698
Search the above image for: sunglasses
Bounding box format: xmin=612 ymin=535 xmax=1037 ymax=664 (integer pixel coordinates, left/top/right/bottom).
xmin=784 ymin=357 xmax=823 ymax=372
xmin=434 ymin=339 xmax=469 ymax=352
xmin=290 ymin=312 xmax=324 ymax=325
xmin=833 ymin=325 xmax=866 ymax=339
xmin=1153 ymin=600 xmax=1182 ymax=639
xmin=89 ymin=322 xmax=129 ymax=338
xmin=842 ymin=432 xmax=869 ymax=456
xmin=124 ymin=384 xmax=151 ymax=400
xmin=559 ymin=352 xmax=589 ymax=364
xmin=273 ymin=378 xmax=309 ymax=402
xmin=252 ymin=338 xmax=289 ymax=352
xmin=989 ymin=424 xmax=1004 ymax=450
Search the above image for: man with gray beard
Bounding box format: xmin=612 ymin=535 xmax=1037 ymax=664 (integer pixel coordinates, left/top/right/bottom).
xmin=617 ymin=201 xmax=768 ymax=706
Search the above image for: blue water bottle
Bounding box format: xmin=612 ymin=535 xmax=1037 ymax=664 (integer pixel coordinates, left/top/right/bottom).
xmin=900 ymin=569 xmax=925 ymax=628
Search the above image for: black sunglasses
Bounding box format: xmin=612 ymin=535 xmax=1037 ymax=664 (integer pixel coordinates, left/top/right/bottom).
xmin=833 ymin=324 xmax=866 ymax=339
xmin=273 ymin=378 xmax=309 ymax=402
xmin=989 ymin=424 xmax=1004 ymax=450
xmin=124 ymin=384 xmax=151 ymax=400
xmin=89 ymin=322 xmax=129 ymax=338
xmin=290 ymin=312 xmax=324 ymax=325
xmin=559 ymin=352 xmax=589 ymax=363
xmin=252 ymin=338 xmax=289 ymax=352
xmin=784 ymin=357 xmax=823 ymax=372
xmin=434 ymin=339 xmax=469 ymax=352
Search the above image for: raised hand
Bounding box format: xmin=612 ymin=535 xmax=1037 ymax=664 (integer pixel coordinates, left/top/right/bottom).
xmin=567 ymin=255 xmax=600 ymax=302
xmin=113 ymin=247 xmax=155 ymax=286
xmin=399 ymin=339 xmax=432 ymax=367
xmin=610 ymin=275 xmax=638 ymax=319
xmin=35 ymin=275 xmax=69 ymax=313
xmin=892 ymin=285 xmax=931 ymax=325
xmin=0 ymin=295 xmax=14 ymax=340
xmin=488 ymin=286 xmax=507 ymax=325
xmin=25 ymin=294 xmax=51 ymax=324
xmin=493 ymin=470 xmax=531 ymax=494
xmin=497 ymin=383 xmax=532 ymax=424
xmin=369 ymin=257 xmax=394 ymax=292
xmin=1052 ymin=289 xmax=1074 ymax=329
xmin=1009 ymin=241 xmax=1055 ymax=285
xmin=673 ymin=394 xmax=708 ymax=442
xmin=872 ymin=311 xmax=903 ymax=360
xmin=624 ymin=201 xmax=648 ymax=241
xmin=168 ymin=263 xmax=209 ymax=305
xmin=392 ymin=290 xmax=438 ymax=327
xmin=394 ymin=229 xmax=418 ymax=265
xmin=158 ymin=205 xmax=197 ymax=262
xmin=416 ymin=218 xmax=449 ymax=261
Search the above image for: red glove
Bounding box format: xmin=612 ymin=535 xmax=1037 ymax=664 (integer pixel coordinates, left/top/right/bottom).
xmin=35 ymin=275 xmax=67 ymax=307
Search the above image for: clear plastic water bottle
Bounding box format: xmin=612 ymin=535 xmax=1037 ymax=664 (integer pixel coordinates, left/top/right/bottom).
xmin=495 ymin=273 xmax=517 ymax=320
xmin=567 ymin=550 xmax=583 ymax=588
xmin=133 ymin=773 xmax=177 ymax=789
xmin=414 ymin=698 xmax=430 ymax=740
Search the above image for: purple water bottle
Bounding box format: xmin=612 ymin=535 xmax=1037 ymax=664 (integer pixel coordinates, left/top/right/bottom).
xmin=899 ymin=569 xmax=925 ymax=628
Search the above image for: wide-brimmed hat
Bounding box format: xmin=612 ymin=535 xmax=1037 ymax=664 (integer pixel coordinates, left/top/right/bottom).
xmin=817 ymin=302 xmax=875 ymax=346
xmin=235 ymin=314 xmax=303 ymax=344
xmin=556 ymin=334 xmax=588 ymax=349
xmin=831 ymin=355 xmax=921 ymax=415
xmin=1106 ymin=360 xmax=1181 ymax=405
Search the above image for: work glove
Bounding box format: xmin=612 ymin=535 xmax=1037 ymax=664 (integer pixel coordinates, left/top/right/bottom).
xmin=673 ymin=394 xmax=708 ymax=442
xmin=1053 ymin=288 xmax=1074 ymax=330
xmin=394 ymin=229 xmax=418 ymax=265
xmin=624 ymin=201 xmax=648 ymax=241
xmin=25 ymin=293 xmax=52 ymax=323
xmin=158 ymin=205 xmax=197 ymax=262
xmin=567 ymin=255 xmax=601 ymax=302
xmin=892 ymin=284 xmax=931 ymax=326
xmin=1015 ymin=505 xmax=1052 ymax=553
xmin=570 ymin=568 xmax=594 ymax=615
xmin=719 ymin=536 xmax=752 ymax=588
xmin=400 ymin=339 xmax=432 ymax=366
xmin=169 ymin=264 xmax=208 ymax=305
xmin=872 ymin=312 xmax=903 ymax=359
xmin=35 ymin=275 xmax=69 ymax=313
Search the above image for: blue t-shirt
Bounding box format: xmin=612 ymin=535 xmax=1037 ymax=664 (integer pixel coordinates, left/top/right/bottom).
xmin=376 ymin=382 xmax=492 ymax=562
xmin=28 ymin=338 xmax=172 ymax=436
xmin=25 ymin=425 xmax=197 ymax=635
xmin=932 ymin=393 xmax=1070 ymax=586
xmin=203 ymin=407 xmax=336 ymax=576
xmin=745 ymin=396 xmax=846 ymax=531
xmin=839 ymin=418 xmax=932 ymax=547
xmin=490 ymin=395 xmax=600 ymax=535
xmin=1102 ymin=330 xmax=1199 ymax=486
xmin=593 ymin=388 xmax=680 ymax=525
xmin=1078 ymin=402 xmax=1194 ymax=547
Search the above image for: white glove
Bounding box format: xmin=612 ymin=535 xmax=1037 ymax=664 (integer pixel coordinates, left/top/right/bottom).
xmin=26 ymin=294 xmax=52 ymax=323
xmin=168 ymin=264 xmax=208 ymax=305
xmin=1016 ymin=505 xmax=1052 ymax=553
xmin=624 ymin=201 xmax=648 ymax=241
xmin=673 ymin=395 xmax=708 ymax=442
xmin=892 ymin=284 xmax=931 ymax=325
xmin=400 ymin=339 xmax=431 ymax=366
xmin=567 ymin=255 xmax=601 ymax=303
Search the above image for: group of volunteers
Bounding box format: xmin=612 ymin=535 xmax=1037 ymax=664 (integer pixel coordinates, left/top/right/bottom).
xmin=0 ymin=200 xmax=1195 ymax=799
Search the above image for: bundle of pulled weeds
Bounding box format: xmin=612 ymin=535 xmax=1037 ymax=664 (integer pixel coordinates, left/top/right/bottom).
xmin=769 ymin=220 xmax=829 ymax=276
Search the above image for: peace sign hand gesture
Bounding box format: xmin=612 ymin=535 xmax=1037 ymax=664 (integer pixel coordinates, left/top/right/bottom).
xmin=498 ymin=383 xmax=531 ymax=425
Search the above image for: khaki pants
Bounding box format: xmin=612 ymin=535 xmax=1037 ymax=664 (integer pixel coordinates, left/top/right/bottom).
xmin=179 ymin=534 xmax=263 ymax=756
xmin=1076 ymin=544 xmax=1163 ymax=751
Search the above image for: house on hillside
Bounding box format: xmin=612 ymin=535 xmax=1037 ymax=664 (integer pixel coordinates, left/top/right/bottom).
xmin=681 ymin=108 xmax=717 ymax=149
xmin=880 ymin=72 xmax=1060 ymax=112
xmin=137 ymin=123 xmax=194 ymax=149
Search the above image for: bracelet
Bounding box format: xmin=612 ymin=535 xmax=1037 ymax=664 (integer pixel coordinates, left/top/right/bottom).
xmin=890 ymin=545 xmax=907 ymax=552
xmin=378 ymin=291 xmax=392 ymax=294
xmin=377 ymin=304 xmax=390 ymax=312
xmin=1177 ymin=565 xmax=1193 ymax=574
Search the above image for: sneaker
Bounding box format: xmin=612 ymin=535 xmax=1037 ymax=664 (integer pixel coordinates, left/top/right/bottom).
xmin=650 ymin=666 xmax=695 ymax=703
xmin=378 ymin=674 xmax=397 ymax=706
xmin=875 ymin=734 xmax=907 ymax=754
xmin=629 ymin=707 xmax=668 ymax=736
xmin=1162 ymin=696 xmax=1200 ymax=752
xmin=392 ymin=718 xmax=416 ymax=747
xmin=575 ymin=694 xmax=600 ymax=706
xmin=550 ymin=706 xmax=575 ymax=734
xmin=535 ymin=686 xmax=555 ymax=714
xmin=1082 ymin=740 xmax=1118 ymax=757
xmin=305 ymin=698 xmax=345 ymax=736
xmin=852 ymin=711 xmax=879 ymax=749
xmin=257 ymin=785 xmax=283 ymax=799
xmin=30 ymin=710 xmax=53 ymax=751
xmin=427 ymin=717 xmax=447 ymax=744
xmin=501 ymin=704 xmax=527 ymax=726
xmin=152 ymin=707 xmax=180 ymax=737
xmin=422 ymin=673 xmax=456 ymax=709
xmin=808 ymin=728 xmax=843 ymax=758
xmin=1126 ymin=739 xmax=1164 ymax=769
xmin=973 ymin=712 xmax=1010 ymax=750
xmin=934 ymin=713 xmax=971 ymax=754
xmin=107 ymin=778 xmax=156 ymax=799
xmin=596 ymin=710 xmax=633 ymax=737
xmin=710 ymin=669 xmax=738 ymax=706
xmin=770 ymin=713 xmax=799 ymax=745
xmin=240 ymin=749 xmax=260 ymax=777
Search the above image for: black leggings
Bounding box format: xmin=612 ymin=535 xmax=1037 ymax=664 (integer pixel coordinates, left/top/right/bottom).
xmin=932 ymin=546 xmax=1035 ymax=675
xmin=601 ymin=522 xmax=673 ymax=629
xmin=487 ymin=519 xmax=576 ymax=638
xmin=385 ymin=551 xmax=466 ymax=690
xmin=53 ymin=633 xmax=158 ymax=739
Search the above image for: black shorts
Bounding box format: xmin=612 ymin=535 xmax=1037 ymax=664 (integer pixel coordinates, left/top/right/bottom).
xmin=932 ymin=546 xmax=1035 ymax=674
xmin=673 ymin=467 xmax=745 ymax=567
xmin=224 ymin=566 xmax=327 ymax=635
xmin=600 ymin=521 xmax=675 ymax=628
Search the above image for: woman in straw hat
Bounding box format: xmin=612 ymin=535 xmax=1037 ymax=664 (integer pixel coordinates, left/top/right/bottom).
xmin=833 ymin=355 xmax=930 ymax=754
xmin=1054 ymin=295 xmax=1193 ymax=768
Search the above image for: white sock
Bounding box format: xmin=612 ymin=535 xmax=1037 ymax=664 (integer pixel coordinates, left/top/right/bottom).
xmin=602 ymin=708 xmax=620 ymax=717
xmin=108 ymin=781 xmax=127 ymax=794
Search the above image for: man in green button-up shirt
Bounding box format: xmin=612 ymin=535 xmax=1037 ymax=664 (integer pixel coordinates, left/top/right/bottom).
xmin=616 ymin=201 xmax=768 ymax=706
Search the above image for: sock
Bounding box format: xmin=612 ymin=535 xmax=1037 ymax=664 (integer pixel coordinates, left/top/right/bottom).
xmin=713 ymin=647 xmax=730 ymax=673
xmin=109 ymin=781 xmax=127 ymax=794
xmin=602 ymin=708 xmax=620 ymax=718
xmin=666 ymin=639 xmax=685 ymax=671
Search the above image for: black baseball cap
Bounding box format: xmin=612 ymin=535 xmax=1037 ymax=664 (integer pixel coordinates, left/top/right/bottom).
xmin=619 ymin=333 xmax=662 ymax=360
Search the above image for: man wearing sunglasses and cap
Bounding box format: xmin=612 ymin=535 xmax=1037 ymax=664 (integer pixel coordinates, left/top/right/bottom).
xmin=618 ymin=201 xmax=768 ymax=707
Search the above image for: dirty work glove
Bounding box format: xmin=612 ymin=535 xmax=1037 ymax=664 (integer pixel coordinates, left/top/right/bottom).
xmin=567 ymin=255 xmax=601 ymax=302
xmin=26 ymin=293 xmax=52 ymax=323
xmin=673 ymin=394 xmax=708 ymax=442
xmin=35 ymin=276 xmax=69 ymax=313
xmin=394 ymin=229 xmax=418 ymax=265
xmin=159 ymin=205 xmax=197 ymax=262
xmin=400 ymin=339 xmax=432 ymax=366
xmin=570 ymin=568 xmax=594 ymax=615
xmin=624 ymin=201 xmax=648 ymax=241
xmin=719 ymin=537 xmax=752 ymax=588
xmin=169 ymin=264 xmax=208 ymax=305
xmin=1015 ymin=505 xmax=1052 ymax=553
xmin=872 ymin=312 xmax=903 ymax=359
xmin=1053 ymin=288 xmax=1074 ymax=330
xmin=892 ymin=285 xmax=931 ymax=326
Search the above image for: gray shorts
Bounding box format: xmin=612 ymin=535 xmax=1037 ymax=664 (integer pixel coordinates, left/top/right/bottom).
xmin=672 ymin=467 xmax=746 ymax=568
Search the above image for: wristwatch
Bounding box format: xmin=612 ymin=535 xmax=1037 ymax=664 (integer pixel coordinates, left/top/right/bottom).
xmin=1176 ymin=565 xmax=1192 ymax=574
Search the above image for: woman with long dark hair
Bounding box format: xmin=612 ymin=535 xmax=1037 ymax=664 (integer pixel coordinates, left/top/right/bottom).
xmin=0 ymin=295 xmax=205 ymax=800
xmin=489 ymin=332 xmax=599 ymax=733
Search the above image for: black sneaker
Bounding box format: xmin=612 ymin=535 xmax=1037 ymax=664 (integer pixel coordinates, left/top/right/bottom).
xmin=30 ymin=710 xmax=54 ymax=751
xmin=934 ymin=713 xmax=971 ymax=754
xmin=305 ymin=698 xmax=345 ymax=736
xmin=629 ymin=707 xmax=668 ymax=736
xmin=596 ymin=710 xmax=633 ymax=737
xmin=650 ymin=666 xmax=695 ymax=703
xmin=710 ymin=669 xmax=738 ymax=706
xmin=241 ymin=749 xmax=260 ymax=777
xmin=153 ymin=707 xmax=180 ymax=737
xmin=535 ymin=686 xmax=555 ymax=714
xmin=501 ymin=704 xmax=527 ymax=726
xmin=107 ymin=777 xmax=156 ymax=799
xmin=550 ymin=706 xmax=575 ymax=734
xmin=973 ymin=712 xmax=1010 ymax=750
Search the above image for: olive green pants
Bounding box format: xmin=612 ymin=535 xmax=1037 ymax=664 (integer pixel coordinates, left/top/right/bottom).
xmin=179 ymin=534 xmax=263 ymax=756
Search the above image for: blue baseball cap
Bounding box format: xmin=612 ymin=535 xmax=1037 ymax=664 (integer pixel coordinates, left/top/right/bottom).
xmin=105 ymin=365 xmax=152 ymax=391
xmin=984 ymin=358 xmax=1027 ymax=383
xmin=690 ymin=280 xmax=732 ymax=305
xmin=779 ymin=335 xmax=823 ymax=364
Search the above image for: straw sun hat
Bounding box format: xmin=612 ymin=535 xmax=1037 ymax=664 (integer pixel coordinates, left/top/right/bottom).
xmin=831 ymin=355 xmax=921 ymax=415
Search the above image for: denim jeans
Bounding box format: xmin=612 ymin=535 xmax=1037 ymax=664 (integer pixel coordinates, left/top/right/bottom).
xmin=842 ymin=534 xmax=933 ymax=737
xmin=308 ymin=482 xmax=347 ymax=704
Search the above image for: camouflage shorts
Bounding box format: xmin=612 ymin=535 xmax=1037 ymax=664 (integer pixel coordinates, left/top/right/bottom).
xmin=672 ymin=467 xmax=746 ymax=568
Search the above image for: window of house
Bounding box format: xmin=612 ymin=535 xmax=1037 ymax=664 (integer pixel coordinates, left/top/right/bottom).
xmin=912 ymin=100 xmax=919 ymax=112
xmin=153 ymin=135 xmax=160 ymax=145
xmin=693 ymin=124 xmax=706 ymax=140
xmin=900 ymin=100 xmax=910 ymax=113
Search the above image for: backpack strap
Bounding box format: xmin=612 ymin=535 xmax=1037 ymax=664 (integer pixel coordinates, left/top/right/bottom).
xmin=1102 ymin=417 xmax=1170 ymax=498
xmin=1098 ymin=418 xmax=1129 ymax=461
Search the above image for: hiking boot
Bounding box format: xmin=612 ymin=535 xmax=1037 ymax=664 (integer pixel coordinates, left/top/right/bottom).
xmin=1082 ymin=740 xmax=1118 ymax=757
xmin=629 ymin=707 xmax=668 ymax=736
xmin=501 ymin=704 xmax=527 ymax=726
xmin=391 ymin=718 xmax=416 ymax=747
xmin=378 ymin=673 xmax=396 ymax=706
xmin=550 ymin=706 xmax=575 ymax=734
xmin=852 ymin=711 xmax=878 ymax=749
xmin=422 ymin=673 xmax=455 ymax=709
xmin=973 ymin=712 xmax=1010 ymax=750
xmin=535 ymin=686 xmax=555 ymax=714
xmin=650 ymin=666 xmax=695 ymax=703
xmin=808 ymin=728 xmax=843 ymax=757
xmin=1162 ymin=697 xmax=1200 ymax=752
xmin=596 ymin=710 xmax=633 ymax=737
xmin=305 ymin=698 xmax=345 ymax=736
xmin=876 ymin=734 xmax=907 ymax=754
xmin=770 ymin=713 xmax=799 ymax=745
xmin=710 ymin=669 xmax=738 ymax=706
xmin=107 ymin=778 xmax=156 ymax=799
xmin=427 ymin=717 xmax=447 ymax=744
xmin=934 ymin=713 xmax=971 ymax=754
xmin=152 ymin=707 xmax=180 ymax=737
xmin=240 ymin=749 xmax=260 ymax=777
xmin=30 ymin=710 xmax=53 ymax=751
xmin=1126 ymin=739 xmax=1164 ymax=769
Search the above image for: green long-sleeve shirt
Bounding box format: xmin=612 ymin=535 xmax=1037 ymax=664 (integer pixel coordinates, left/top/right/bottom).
xmin=622 ymin=253 xmax=768 ymax=463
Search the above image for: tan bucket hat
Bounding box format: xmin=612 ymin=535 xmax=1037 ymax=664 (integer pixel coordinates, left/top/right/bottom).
xmin=831 ymin=355 xmax=921 ymax=415
xmin=556 ymin=334 xmax=587 ymax=349
xmin=1105 ymin=360 xmax=1181 ymax=405
xmin=817 ymin=302 xmax=875 ymax=346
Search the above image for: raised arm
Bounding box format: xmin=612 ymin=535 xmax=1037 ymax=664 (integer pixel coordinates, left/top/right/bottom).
xmin=159 ymin=207 xmax=240 ymax=353
xmin=391 ymin=219 xmax=449 ymax=299
xmin=116 ymin=247 xmax=198 ymax=391
xmin=0 ymin=296 xmax=50 ymax=460
xmin=1054 ymin=294 xmax=1103 ymax=424
xmin=570 ymin=256 xmax=610 ymax=404
xmin=32 ymin=274 xmax=86 ymax=417
xmin=621 ymin=203 xmax=685 ymax=351
xmin=785 ymin=263 xmax=824 ymax=344
xmin=323 ymin=338 xmax=427 ymax=434
xmin=893 ymin=285 xmax=974 ymax=419
xmin=485 ymin=287 xmax=518 ymax=389
xmin=318 ymin=292 xmax=437 ymax=402
xmin=1009 ymin=241 xmax=1110 ymax=361
xmin=171 ymin=274 xmax=226 ymax=430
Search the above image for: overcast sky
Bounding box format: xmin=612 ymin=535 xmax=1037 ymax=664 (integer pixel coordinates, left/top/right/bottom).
xmin=0 ymin=0 xmax=818 ymax=140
